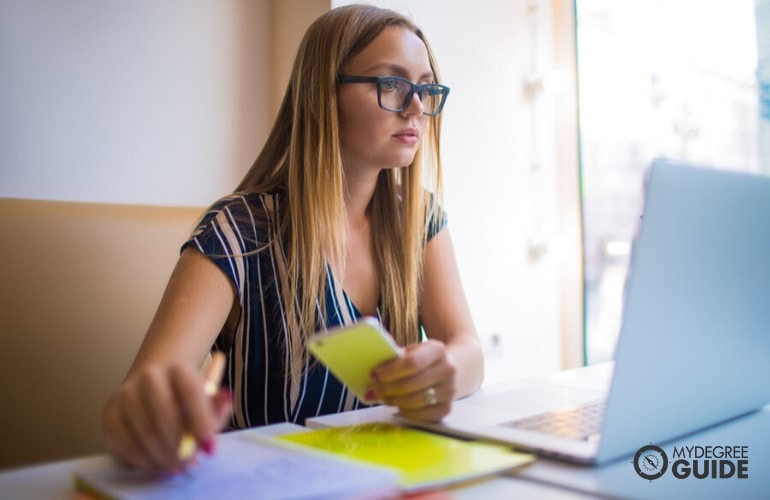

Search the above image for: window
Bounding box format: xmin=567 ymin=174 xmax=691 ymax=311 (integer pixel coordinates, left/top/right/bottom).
xmin=576 ymin=0 xmax=761 ymax=363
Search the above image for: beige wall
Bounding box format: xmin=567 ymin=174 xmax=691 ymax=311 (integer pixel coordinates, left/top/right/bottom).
xmin=0 ymin=199 xmax=203 ymax=469
xmin=269 ymin=0 xmax=331 ymax=117
xmin=551 ymin=0 xmax=583 ymax=369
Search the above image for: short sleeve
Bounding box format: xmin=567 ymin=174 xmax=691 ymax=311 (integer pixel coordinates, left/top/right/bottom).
xmin=426 ymin=194 xmax=447 ymax=241
xmin=181 ymin=194 xmax=268 ymax=300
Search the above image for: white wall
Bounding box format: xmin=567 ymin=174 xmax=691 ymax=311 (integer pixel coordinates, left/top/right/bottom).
xmin=0 ymin=0 xmax=270 ymax=206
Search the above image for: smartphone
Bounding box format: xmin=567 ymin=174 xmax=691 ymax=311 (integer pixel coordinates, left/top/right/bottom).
xmin=307 ymin=317 xmax=403 ymax=400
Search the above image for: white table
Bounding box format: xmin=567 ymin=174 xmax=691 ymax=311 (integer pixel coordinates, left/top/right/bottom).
xmin=0 ymin=423 xmax=590 ymax=499
xmin=1 ymin=406 xmax=767 ymax=498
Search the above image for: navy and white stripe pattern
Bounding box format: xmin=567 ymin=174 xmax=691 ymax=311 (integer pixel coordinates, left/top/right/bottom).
xmin=184 ymin=190 xmax=445 ymax=428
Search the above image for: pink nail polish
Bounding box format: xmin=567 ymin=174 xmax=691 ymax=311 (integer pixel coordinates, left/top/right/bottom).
xmin=365 ymin=390 xmax=375 ymax=402
xmin=202 ymin=438 xmax=216 ymax=456
xmin=371 ymin=372 xmax=380 ymax=381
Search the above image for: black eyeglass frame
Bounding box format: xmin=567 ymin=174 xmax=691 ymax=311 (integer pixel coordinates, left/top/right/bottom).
xmin=336 ymin=75 xmax=450 ymax=116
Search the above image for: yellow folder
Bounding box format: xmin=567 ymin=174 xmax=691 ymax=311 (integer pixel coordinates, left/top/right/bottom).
xmin=279 ymin=422 xmax=534 ymax=491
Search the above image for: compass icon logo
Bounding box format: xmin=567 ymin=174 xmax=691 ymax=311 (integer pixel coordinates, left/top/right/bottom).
xmin=633 ymin=444 xmax=669 ymax=480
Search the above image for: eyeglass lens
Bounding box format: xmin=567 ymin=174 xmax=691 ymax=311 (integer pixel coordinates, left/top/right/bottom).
xmin=379 ymin=77 xmax=445 ymax=115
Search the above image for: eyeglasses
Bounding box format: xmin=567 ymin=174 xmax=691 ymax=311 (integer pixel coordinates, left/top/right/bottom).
xmin=336 ymin=75 xmax=450 ymax=116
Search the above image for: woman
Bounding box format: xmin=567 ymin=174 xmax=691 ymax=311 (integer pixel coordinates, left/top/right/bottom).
xmin=102 ymin=4 xmax=484 ymax=474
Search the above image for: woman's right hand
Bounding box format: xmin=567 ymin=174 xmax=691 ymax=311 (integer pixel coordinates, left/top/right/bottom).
xmin=101 ymin=360 xmax=232 ymax=474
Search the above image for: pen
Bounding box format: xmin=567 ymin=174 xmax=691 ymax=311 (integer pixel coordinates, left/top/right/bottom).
xmin=177 ymin=352 xmax=227 ymax=462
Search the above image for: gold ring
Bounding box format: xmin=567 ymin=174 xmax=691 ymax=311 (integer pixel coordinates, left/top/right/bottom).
xmin=424 ymin=387 xmax=438 ymax=407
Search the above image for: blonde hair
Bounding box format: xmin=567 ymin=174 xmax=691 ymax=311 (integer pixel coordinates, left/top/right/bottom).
xmin=235 ymin=4 xmax=445 ymax=401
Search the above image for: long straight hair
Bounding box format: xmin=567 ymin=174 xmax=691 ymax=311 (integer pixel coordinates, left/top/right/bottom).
xmin=234 ymin=4 xmax=445 ymax=403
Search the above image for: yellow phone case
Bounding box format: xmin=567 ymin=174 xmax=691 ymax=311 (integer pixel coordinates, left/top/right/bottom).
xmin=308 ymin=317 xmax=402 ymax=400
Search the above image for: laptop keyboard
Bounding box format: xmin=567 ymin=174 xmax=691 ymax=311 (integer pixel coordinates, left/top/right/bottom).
xmin=502 ymin=400 xmax=606 ymax=442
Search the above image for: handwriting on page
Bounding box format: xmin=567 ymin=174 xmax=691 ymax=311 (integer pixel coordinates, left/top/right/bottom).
xmin=74 ymin=434 xmax=398 ymax=499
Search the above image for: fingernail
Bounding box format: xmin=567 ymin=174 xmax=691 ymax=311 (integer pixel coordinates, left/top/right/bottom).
xmin=201 ymin=438 xmax=216 ymax=456
xmin=364 ymin=390 xmax=376 ymax=402
xmin=371 ymin=372 xmax=380 ymax=381
xmin=218 ymin=386 xmax=233 ymax=404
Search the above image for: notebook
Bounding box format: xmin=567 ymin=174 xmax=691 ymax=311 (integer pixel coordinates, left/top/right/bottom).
xmin=73 ymin=425 xmax=401 ymax=499
xmin=278 ymin=422 xmax=533 ymax=492
xmin=401 ymin=159 xmax=770 ymax=465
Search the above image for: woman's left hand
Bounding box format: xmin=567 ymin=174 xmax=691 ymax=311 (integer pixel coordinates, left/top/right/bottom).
xmin=367 ymin=339 xmax=456 ymax=422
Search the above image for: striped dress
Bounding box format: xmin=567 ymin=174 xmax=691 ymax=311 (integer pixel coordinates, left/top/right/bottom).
xmin=183 ymin=190 xmax=445 ymax=428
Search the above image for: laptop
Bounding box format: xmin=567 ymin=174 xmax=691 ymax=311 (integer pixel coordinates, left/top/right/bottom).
xmin=401 ymin=159 xmax=770 ymax=465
